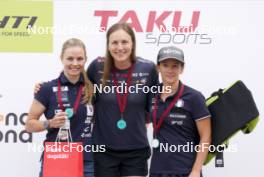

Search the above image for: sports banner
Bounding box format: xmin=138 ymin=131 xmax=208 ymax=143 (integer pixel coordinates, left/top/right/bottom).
xmin=0 ymin=1 xmax=263 ymax=177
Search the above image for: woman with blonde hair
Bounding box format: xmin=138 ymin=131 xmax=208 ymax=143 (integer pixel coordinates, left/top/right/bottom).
xmin=26 ymin=38 xmax=95 ymax=177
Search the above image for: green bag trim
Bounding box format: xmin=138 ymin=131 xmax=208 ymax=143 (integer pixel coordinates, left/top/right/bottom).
xmin=241 ymin=116 xmax=259 ymax=134
xmin=203 ymin=80 xmax=260 ymax=165
xmin=204 ymin=117 xmax=259 ymax=165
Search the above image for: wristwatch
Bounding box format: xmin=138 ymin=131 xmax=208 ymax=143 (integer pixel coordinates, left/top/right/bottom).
xmin=43 ymin=120 xmax=50 ymax=130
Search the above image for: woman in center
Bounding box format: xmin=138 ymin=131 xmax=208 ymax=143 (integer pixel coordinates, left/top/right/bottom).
xmin=87 ymin=23 xmax=158 ymax=177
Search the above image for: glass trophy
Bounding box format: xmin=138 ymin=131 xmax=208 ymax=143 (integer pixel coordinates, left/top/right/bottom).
xmin=57 ymin=119 xmax=72 ymax=141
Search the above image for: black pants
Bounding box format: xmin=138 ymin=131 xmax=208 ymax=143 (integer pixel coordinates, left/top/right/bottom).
xmin=94 ymin=147 xmax=151 ymax=177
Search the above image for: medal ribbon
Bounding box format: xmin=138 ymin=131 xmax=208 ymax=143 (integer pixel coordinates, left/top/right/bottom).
xmin=57 ymin=79 xmax=83 ymax=115
xmin=112 ymin=64 xmax=134 ymax=118
xmin=152 ymin=83 xmax=185 ymax=134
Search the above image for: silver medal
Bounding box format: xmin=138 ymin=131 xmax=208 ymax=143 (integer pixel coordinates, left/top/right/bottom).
xmin=152 ymin=138 xmax=160 ymax=148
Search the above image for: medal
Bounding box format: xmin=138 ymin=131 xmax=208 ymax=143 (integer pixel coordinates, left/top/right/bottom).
xmin=117 ymin=119 xmax=127 ymax=130
xmin=152 ymin=138 xmax=160 ymax=148
xmin=112 ymin=64 xmax=134 ymax=130
xmin=65 ymin=108 xmax=73 ymax=118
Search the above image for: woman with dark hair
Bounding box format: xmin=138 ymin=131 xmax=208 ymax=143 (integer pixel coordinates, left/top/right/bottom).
xmin=88 ymin=22 xmax=158 ymax=177
xmin=149 ymin=46 xmax=211 ymax=177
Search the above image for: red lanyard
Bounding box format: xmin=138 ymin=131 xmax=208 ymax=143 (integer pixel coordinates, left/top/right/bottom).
xmin=57 ymin=79 xmax=83 ymax=114
xmin=112 ymin=64 xmax=134 ymax=117
xmin=152 ymin=83 xmax=185 ymax=134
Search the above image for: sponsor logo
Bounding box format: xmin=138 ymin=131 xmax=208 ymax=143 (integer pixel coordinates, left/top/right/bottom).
xmin=171 ymin=120 xmax=183 ymax=125
xmin=0 ymin=16 xmax=38 ymax=29
xmin=0 ymin=1 xmax=53 ymax=52
xmin=175 ymin=99 xmax=184 ymax=107
xmin=169 ymin=113 xmax=186 ymax=119
xmin=94 ymin=10 xmax=212 ymax=46
xmin=52 ymin=86 xmax=69 ymax=92
xmin=0 ymin=112 xmax=32 ymax=143
xmin=94 ymin=10 xmax=199 ymax=33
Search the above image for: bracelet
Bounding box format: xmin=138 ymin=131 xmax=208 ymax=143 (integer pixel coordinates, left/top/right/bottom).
xmin=43 ymin=120 xmax=50 ymax=130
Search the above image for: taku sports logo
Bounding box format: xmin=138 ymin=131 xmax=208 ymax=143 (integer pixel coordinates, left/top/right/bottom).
xmin=94 ymin=10 xmax=200 ymax=33
xmin=94 ymin=10 xmax=212 ymax=46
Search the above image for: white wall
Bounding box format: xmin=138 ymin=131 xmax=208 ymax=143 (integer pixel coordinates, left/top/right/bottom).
xmin=0 ymin=1 xmax=263 ymax=177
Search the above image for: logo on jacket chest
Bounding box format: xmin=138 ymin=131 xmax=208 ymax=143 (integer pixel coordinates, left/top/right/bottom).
xmin=53 ymin=86 xmax=69 ymax=102
xmin=175 ymin=99 xmax=184 ymax=108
